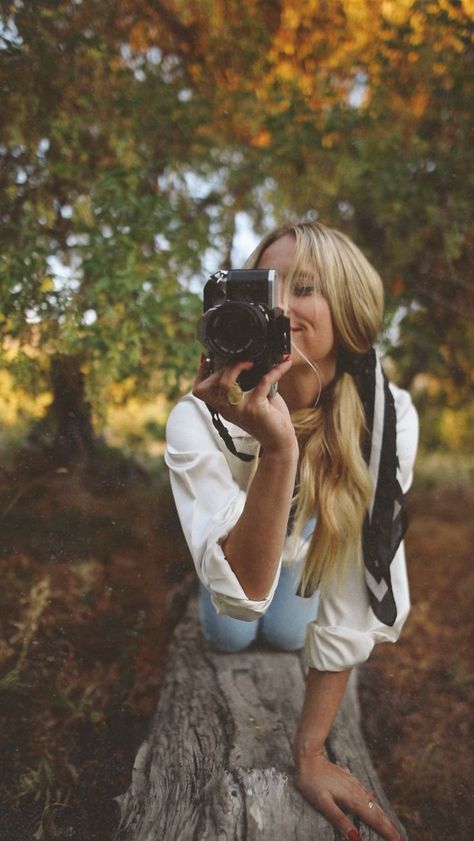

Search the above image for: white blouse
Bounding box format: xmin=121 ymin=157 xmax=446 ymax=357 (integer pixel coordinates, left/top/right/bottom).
xmin=164 ymin=384 xmax=419 ymax=672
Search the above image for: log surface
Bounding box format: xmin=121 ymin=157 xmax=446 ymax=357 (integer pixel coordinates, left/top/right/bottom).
xmin=116 ymin=597 xmax=406 ymax=841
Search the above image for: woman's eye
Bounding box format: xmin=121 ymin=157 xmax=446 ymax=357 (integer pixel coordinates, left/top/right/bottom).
xmin=292 ymin=285 xmax=314 ymax=297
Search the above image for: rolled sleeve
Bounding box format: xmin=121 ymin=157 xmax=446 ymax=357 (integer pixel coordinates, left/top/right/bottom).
xmin=303 ymin=542 xmax=411 ymax=671
xmin=165 ymin=394 xmax=280 ymax=619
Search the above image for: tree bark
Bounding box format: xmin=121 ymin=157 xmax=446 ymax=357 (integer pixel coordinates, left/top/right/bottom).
xmin=25 ymin=354 xmax=96 ymax=467
xmin=49 ymin=354 xmax=96 ymax=463
xmin=115 ymin=597 xmax=407 ymax=841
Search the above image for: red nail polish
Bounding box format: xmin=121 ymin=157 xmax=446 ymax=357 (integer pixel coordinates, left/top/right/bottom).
xmin=283 ymin=353 xmax=291 ymax=361
xmin=347 ymin=830 xmax=361 ymax=841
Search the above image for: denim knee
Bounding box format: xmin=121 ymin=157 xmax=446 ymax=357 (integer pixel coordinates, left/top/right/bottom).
xmin=259 ymin=618 xmax=307 ymax=652
xmin=198 ymin=584 xmax=258 ymax=653
xmin=258 ymin=565 xmax=320 ymax=652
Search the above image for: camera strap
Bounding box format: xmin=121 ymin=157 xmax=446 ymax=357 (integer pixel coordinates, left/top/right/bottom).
xmin=206 ymin=405 xmax=256 ymax=463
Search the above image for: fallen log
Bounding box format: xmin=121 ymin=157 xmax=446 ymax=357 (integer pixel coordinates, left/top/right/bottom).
xmin=115 ymin=596 xmax=406 ymax=841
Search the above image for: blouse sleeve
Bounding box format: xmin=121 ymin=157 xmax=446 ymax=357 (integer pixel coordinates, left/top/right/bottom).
xmin=303 ymin=384 xmax=419 ymax=672
xmin=164 ymin=394 xmax=282 ymax=620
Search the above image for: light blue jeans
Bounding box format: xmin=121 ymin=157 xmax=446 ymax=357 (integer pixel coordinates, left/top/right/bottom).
xmin=198 ymin=561 xmax=320 ymax=653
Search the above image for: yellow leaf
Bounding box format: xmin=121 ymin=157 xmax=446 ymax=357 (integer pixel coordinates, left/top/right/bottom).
xmin=282 ymin=7 xmax=301 ymax=31
xmin=251 ymin=129 xmax=272 ymax=148
xmin=382 ymin=0 xmax=415 ymax=25
xmin=39 ymin=276 xmax=54 ymax=293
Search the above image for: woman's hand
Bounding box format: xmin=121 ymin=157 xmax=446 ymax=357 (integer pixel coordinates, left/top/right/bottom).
xmin=294 ymin=752 xmax=405 ymax=841
xmin=192 ymin=356 xmax=297 ymax=455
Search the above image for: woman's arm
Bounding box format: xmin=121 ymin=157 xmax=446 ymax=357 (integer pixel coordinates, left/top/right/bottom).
xmin=221 ymin=445 xmax=298 ymax=598
xmin=294 ymin=669 xmax=404 ymax=841
xmin=193 ymin=356 xmax=299 ymax=600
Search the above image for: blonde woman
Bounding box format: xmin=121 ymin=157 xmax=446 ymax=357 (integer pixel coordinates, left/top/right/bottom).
xmin=165 ymin=222 xmax=418 ymax=841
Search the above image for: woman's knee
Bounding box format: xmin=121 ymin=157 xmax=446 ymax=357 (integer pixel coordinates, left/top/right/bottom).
xmin=198 ymin=585 xmax=258 ymax=652
xmin=258 ymin=568 xmax=319 ymax=652
xmin=260 ymin=622 xmax=306 ymax=652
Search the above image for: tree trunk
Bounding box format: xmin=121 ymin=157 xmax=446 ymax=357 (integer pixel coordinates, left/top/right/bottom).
xmin=25 ymin=354 xmax=96 ymax=468
xmin=115 ymin=597 xmax=407 ymax=841
xmin=49 ymin=354 xmax=96 ymax=463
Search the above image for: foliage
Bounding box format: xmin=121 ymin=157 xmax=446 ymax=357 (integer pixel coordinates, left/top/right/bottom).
xmin=0 ymin=0 xmax=473 ymax=419
xmin=0 ymin=0 xmax=219 ymax=402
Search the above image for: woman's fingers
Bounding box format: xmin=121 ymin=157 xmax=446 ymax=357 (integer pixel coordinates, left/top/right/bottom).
xmin=250 ymin=357 xmax=292 ymax=400
xmin=193 ymin=358 xmax=252 ymax=404
xmin=341 ymin=786 xmax=403 ymax=841
xmin=353 ymin=794 xmax=403 ymax=841
xmin=296 ymin=758 xmax=404 ymax=841
xmin=216 ymin=356 xmax=291 ymax=399
xmin=193 ymin=355 xmax=291 ymax=409
xmin=310 ymin=792 xmax=361 ymax=841
xmin=194 ymin=356 xmax=252 ymax=387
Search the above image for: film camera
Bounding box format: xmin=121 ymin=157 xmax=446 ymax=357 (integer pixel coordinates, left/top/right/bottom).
xmin=197 ymin=269 xmax=291 ymax=391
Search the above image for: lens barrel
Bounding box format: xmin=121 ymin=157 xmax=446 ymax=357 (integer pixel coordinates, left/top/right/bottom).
xmin=200 ymin=301 xmax=270 ymax=359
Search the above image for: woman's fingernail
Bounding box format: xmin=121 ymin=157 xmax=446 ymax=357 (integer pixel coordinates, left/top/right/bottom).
xmin=283 ymin=353 xmax=291 ymax=361
xmin=347 ymin=830 xmax=361 ymax=841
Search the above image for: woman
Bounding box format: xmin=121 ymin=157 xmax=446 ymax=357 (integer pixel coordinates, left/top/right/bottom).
xmin=165 ymin=222 xmax=418 ymax=841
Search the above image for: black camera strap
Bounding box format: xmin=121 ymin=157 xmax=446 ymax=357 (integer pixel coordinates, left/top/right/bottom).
xmin=206 ymin=405 xmax=256 ymax=463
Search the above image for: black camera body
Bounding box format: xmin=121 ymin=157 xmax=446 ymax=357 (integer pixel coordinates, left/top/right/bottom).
xmin=197 ymin=269 xmax=291 ymax=391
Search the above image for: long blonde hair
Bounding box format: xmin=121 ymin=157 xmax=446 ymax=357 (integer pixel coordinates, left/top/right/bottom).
xmin=246 ymin=222 xmax=384 ymax=593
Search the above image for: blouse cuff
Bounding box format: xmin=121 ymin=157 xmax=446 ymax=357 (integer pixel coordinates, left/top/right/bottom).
xmin=303 ymin=623 xmax=376 ymax=672
xmin=202 ymin=539 xmax=282 ymax=621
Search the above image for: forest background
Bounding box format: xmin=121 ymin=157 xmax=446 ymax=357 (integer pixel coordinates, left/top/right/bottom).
xmin=0 ymin=2 xmax=472 ymax=840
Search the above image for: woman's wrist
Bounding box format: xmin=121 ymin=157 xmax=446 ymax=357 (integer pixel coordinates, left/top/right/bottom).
xmin=259 ymin=432 xmax=299 ymax=460
xmin=293 ymin=734 xmax=326 ymax=769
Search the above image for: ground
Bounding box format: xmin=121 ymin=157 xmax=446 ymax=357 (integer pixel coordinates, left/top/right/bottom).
xmin=359 ymin=477 xmax=473 ymax=841
xmin=0 ymin=451 xmax=472 ymax=841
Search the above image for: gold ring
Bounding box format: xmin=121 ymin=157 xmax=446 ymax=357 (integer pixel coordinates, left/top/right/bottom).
xmin=227 ymin=382 xmax=244 ymax=405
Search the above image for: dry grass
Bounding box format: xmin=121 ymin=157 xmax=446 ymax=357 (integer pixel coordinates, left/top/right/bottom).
xmin=0 ymin=451 xmax=472 ymax=841
xmin=359 ymin=478 xmax=474 ymax=841
xmin=0 ymin=455 xmax=191 ymax=841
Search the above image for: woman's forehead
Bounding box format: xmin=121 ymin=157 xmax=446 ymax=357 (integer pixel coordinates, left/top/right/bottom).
xmin=257 ymin=234 xmax=316 ymax=279
xmin=257 ymin=233 xmax=296 ymax=265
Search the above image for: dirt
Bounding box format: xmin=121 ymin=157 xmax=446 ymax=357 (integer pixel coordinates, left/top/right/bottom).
xmin=0 ymin=457 xmax=472 ymax=841
xmin=359 ymin=482 xmax=474 ymax=841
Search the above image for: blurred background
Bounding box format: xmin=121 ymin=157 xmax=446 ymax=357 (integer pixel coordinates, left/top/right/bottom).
xmin=0 ymin=2 xmax=472 ymax=840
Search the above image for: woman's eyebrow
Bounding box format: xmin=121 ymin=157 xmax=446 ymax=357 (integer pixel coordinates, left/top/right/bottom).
xmin=294 ymin=272 xmax=315 ymax=281
xmin=276 ymin=269 xmax=315 ymax=282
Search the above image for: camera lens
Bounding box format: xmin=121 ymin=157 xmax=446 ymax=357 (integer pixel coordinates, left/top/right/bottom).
xmin=205 ymin=302 xmax=268 ymax=358
xmin=213 ymin=310 xmax=253 ymax=352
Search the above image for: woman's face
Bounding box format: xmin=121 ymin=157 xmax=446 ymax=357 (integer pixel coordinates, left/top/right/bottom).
xmin=257 ymin=233 xmax=337 ymax=372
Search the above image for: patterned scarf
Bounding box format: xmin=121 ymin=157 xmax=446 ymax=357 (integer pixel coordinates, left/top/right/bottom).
xmin=336 ymin=347 xmax=408 ymax=625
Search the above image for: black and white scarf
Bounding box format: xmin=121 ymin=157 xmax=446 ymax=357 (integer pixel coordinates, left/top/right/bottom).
xmin=335 ymin=347 xmax=407 ymax=625
xmin=207 ymin=347 xmax=407 ymax=626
